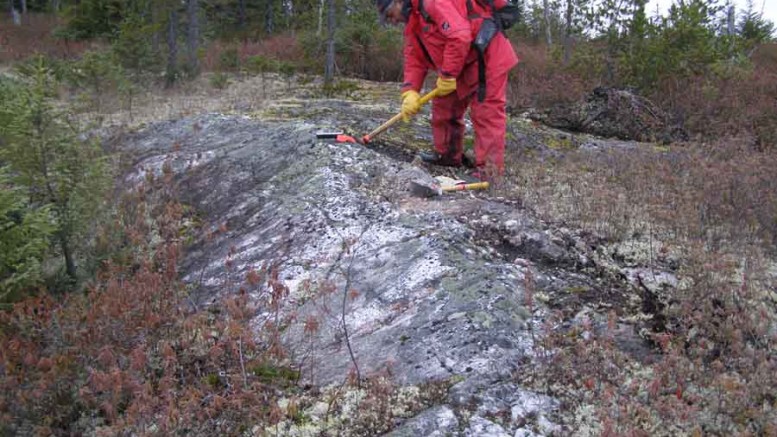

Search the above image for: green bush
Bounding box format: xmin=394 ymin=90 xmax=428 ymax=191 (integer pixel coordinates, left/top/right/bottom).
xmin=219 ymin=46 xmax=241 ymax=71
xmin=245 ymin=55 xmax=278 ymax=75
xmin=209 ymin=71 xmax=231 ymax=89
xmin=64 ymin=50 xmax=126 ymax=113
xmin=112 ymin=13 xmax=160 ymax=79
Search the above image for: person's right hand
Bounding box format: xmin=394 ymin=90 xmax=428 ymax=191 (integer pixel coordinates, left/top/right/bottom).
xmin=401 ymin=90 xmax=421 ymax=122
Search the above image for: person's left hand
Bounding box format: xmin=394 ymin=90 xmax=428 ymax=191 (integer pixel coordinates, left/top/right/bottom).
xmin=436 ymin=77 xmax=457 ymax=96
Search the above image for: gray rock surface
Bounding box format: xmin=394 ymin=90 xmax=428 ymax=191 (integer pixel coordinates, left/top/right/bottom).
xmin=385 ymin=405 xmax=459 ymax=437
xmin=118 ymin=101 xmax=676 ymax=435
xmin=124 ymin=113 xmax=535 ymax=386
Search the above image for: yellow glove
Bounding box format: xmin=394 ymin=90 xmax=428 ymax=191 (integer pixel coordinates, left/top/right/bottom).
xmin=436 ymin=77 xmax=457 ymax=96
xmin=401 ymin=90 xmax=421 ymax=122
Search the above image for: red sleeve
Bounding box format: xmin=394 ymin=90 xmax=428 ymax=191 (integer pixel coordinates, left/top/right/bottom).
xmin=402 ymin=21 xmax=429 ymax=93
xmin=426 ymin=0 xmax=472 ymax=78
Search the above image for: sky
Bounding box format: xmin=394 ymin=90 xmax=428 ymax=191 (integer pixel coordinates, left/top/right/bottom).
xmin=646 ymin=0 xmax=777 ymax=25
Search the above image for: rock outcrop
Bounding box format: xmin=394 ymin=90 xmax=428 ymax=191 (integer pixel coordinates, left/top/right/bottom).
xmin=118 ymin=95 xmax=673 ymax=435
xmin=530 ymin=87 xmax=688 ymax=143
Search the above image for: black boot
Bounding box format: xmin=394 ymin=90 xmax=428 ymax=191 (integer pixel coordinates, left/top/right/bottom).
xmin=419 ymin=150 xmax=461 ymax=167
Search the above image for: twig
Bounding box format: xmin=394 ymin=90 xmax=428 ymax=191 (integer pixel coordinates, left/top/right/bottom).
xmin=238 ymin=337 xmax=248 ymax=389
xmin=338 ymin=225 xmax=371 ymax=388
xmin=341 ymin=240 xmax=362 ymax=388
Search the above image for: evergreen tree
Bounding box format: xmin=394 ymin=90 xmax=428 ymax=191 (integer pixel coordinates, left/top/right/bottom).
xmin=738 ymin=0 xmax=775 ymax=46
xmin=0 ymin=168 xmax=53 ymax=306
xmin=0 ymin=58 xmax=108 ymax=284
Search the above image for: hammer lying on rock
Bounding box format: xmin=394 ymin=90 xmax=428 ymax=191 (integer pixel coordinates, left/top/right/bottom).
xmin=408 ymin=175 xmax=490 ymax=198
xmin=316 ymin=89 xmax=441 ymax=145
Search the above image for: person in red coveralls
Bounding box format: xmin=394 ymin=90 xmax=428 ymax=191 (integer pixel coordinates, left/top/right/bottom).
xmin=376 ymin=0 xmax=519 ymax=181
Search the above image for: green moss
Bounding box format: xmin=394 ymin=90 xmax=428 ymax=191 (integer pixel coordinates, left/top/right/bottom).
xmin=319 ymin=80 xmax=362 ymax=98
xmin=546 ymin=135 xmax=576 ymax=150
xmin=204 ymin=373 xmax=220 ymax=388
xmin=471 ymin=310 xmax=494 ymax=328
xmin=252 ymin=363 xmax=300 ymax=384
xmin=291 ymin=411 xmax=311 ymax=425
xmin=449 ymin=374 xmax=466 ymax=385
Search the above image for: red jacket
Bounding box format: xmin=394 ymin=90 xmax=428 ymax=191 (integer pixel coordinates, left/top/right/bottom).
xmin=401 ymin=0 xmax=519 ymax=98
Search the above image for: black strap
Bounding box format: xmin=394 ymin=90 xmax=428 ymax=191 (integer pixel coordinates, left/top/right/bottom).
xmin=416 ymin=0 xmax=492 ymax=101
xmin=415 ymin=35 xmax=437 ymax=69
xmin=488 ymin=0 xmax=503 ymax=31
xmin=417 ymin=0 xmax=432 ymax=22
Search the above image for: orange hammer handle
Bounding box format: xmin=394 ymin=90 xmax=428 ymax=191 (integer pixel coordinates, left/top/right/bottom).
xmin=441 ymin=181 xmax=490 ymax=192
xmin=363 ymin=88 xmax=440 ymax=143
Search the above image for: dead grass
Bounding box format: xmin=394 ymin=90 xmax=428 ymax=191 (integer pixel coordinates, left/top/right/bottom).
xmin=69 ymin=73 xmax=297 ymax=129
xmin=504 ymin=125 xmax=777 ymax=434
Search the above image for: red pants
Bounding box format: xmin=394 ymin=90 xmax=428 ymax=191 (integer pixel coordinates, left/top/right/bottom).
xmin=431 ymin=71 xmax=508 ymax=174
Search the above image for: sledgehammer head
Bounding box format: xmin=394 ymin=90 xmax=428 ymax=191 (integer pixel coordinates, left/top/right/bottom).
xmin=315 ymin=131 xmax=358 ymax=143
xmin=409 ymin=179 xmax=443 ymax=197
xmin=397 ymin=167 xmax=444 ymax=198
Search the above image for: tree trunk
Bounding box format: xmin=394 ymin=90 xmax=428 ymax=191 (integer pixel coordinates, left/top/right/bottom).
xmin=543 ymin=0 xmax=552 ymax=46
xmin=151 ymin=2 xmax=160 ymax=56
xmin=265 ymin=0 xmax=274 ymax=34
xmin=9 ymin=0 xmax=20 ymax=25
xmin=726 ymin=4 xmax=735 ymax=36
xmin=186 ymin=0 xmax=199 ymax=77
xmin=60 ymin=235 xmax=76 ymax=282
xmin=238 ymin=0 xmax=246 ymax=28
xmin=563 ymin=0 xmax=572 ymax=64
xmin=167 ymin=7 xmax=178 ymax=85
xmin=318 ymin=0 xmax=324 ymax=36
xmin=324 ymin=0 xmax=335 ymax=85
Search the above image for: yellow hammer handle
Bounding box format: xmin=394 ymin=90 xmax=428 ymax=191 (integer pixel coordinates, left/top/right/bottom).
xmin=363 ymin=88 xmax=440 ymax=142
xmin=441 ymin=181 xmax=490 ymax=192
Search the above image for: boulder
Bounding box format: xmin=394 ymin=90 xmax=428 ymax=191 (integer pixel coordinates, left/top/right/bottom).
xmin=531 ymin=87 xmax=688 ymax=143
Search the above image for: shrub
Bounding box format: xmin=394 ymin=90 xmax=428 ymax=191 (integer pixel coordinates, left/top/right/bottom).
xmin=508 ymin=117 xmax=777 ymax=435
xmin=209 ymin=71 xmax=230 ymax=89
xmin=63 ymin=49 xmax=126 ymax=113
xmin=0 ymin=172 xmax=298 ymax=435
xmin=507 ymin=40 xmax=594 ymax=111
xmin=219 ymin=46 xmax=241 ymax=71
xmin=245 ymin=54 xmax=277 ymax=75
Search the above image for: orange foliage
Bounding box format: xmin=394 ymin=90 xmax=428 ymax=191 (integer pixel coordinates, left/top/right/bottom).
xmin=0 ymin=13 xmax=94 ymax=64
xmin=0 ymin=166 xmax=295 ymax=436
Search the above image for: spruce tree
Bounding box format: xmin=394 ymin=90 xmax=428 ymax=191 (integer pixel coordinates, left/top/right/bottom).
xmin=0 ymin=58 xmax=108 ymax=285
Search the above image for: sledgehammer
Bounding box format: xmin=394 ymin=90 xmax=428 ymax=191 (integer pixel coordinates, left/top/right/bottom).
xmin=409 ymin=176 xmax=490 ymax=197
xmin=362 ymin=88 xmax=441 ymax=144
